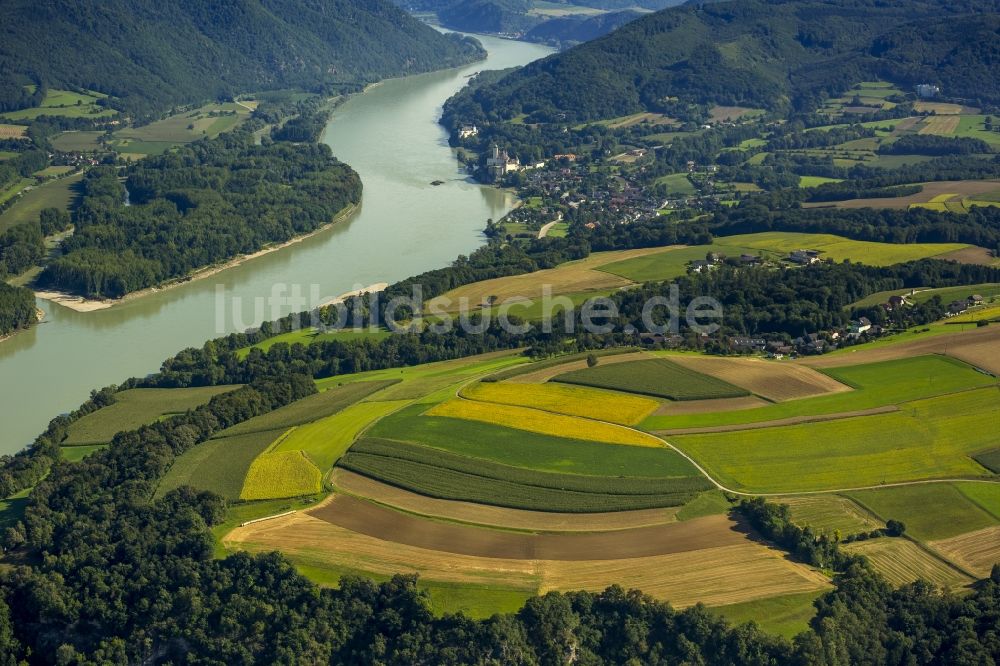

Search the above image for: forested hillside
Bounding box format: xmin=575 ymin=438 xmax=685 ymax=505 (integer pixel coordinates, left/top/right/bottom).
xmin=0 ymin=0 xmax=484 ymax=119
xmin=446 ymin=0 xmax=1000 ymax=123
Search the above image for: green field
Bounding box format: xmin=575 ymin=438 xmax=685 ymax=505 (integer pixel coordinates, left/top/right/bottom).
xmin=270 ymin=399 xmax=409 ymax=470
xmin=799 ymin=176 xmax=844 ymax=187
xmin=848 ymin=483 xmax=998 ymax=541
xmin=956 ymin=482 xmax=1000 ymax=519
xmin=973 ymin=449 xmax=1000 ymax=474
xmin=671 ymin=387 xmax=1000 ymax=493
xmin=112 ymin=102 xmax=252 ymax=152
xmin=643 ymin=355 xmax=993 ymax=430
xmin=600 ymin=232 xmax=969 ymax=283
xmin=554 ymin=358 xmax=750 ymax=401
xmin=236 ymin=326 xmax=392 ymax=358
xmin=849 ymin=284 xmax=1000 ymax=309
xmin=0 ymin=172 xmax=83 ymax=233
xmin=219 ymin=380 xmax=396 ymax=438
xmin=674 ymin=490 xmax=732 ymax=521
xmin=63 ymin=385 xmax=241 ymax=445
xmin=0 ymin=487 xmax=30 ymax=532
xmin=1 ymin=89 xmax=116 ymax=121
xmin=369 ymin=404 xmax=697 ymax=477
xmin=338 ymin=438 xmax=711 ymax=512
xmin=157 ymin=427 xmax=287 ymax=500
xmin=655 ymin=172 xmax=697 ymax=195
xmin=60 ymin=444 xmax=107 ymax=462
xmin=50 ymin=131 xmax=105 ymax=152
xmin=712 ymin=590 xmax=824 ymax=639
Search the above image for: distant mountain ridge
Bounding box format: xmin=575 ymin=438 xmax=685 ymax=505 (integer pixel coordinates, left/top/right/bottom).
xmin=445 ymin=0 xmax=1000 ymax=124
xmin=0 ymin=0 xmax=484 ymax=119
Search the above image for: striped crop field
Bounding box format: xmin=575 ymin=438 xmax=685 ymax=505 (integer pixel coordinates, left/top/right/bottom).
xmin=426 ymin=399 xmax=664 ymax=447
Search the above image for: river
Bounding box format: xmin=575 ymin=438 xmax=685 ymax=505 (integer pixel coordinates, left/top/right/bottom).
xmin=0 ymin=35 xmax=554 ymax=455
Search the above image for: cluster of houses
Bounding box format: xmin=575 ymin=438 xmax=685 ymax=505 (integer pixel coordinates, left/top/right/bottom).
xmin=727 ymin=316 xmax=882 ymax=357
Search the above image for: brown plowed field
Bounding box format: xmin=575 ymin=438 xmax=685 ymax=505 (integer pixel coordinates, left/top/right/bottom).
xmin=308 ymin=495 xmax=745 ymax=560
xmin=800 ymin=325 xmax=1000 ymax=375
xmin=225 ymin=510 xmax=830 ymax=608
xmin=668 ymin=356 xmax=852 ymax=401
xmin=937 ymin=247 xmax=999 ymax=266
xmin=504 ymin=351 xmax=650 ymax=384
xmin=931 ymin=526 xmax=1000 ymax=578
xmin=331 ymin=469 xmax=680 ymax=532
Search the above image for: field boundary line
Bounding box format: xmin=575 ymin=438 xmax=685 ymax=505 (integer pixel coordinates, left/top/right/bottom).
xmin=239 ymin=510 xmax=296 ymax=528
xmin=653 ymin=405 xmax=899 ymax=435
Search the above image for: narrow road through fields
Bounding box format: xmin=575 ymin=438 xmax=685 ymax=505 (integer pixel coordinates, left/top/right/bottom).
xmin=458 ymin=368 xmax=1000 ymax=499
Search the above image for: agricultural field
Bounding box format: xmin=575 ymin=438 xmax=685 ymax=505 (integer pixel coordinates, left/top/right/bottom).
xmin=799 ymin=176 xmax=842 ymax=187
xmin=849 ymin=283 xmax=1000 ymax=309
xmin=220 ymin=380 xmax=396 ymax=438
xmin=0 ymin=172 xmax=83 ymax=233
xmin=235 ymin=327 xmax=393 ymax=358
xmin=330 ymin=468 xmax=683 ymax=532
xmin=427 ymin=399 xmax=664 ymax=446
xmin=462 ymin=381 xmax=659 ymax=425
xmin=49 ymin=131 xmax=105 ymax=152
xmin=598 ymin=232 xmax=972 ymax=283
xmin=425 ymin=246 xmax=680 ymax=312
xmin=0 ymin=487 xmax=30 ymax=532
xmin=62 ymin=385 xmax=240 ymax=445
xmin=842 ymin=538 xmax=973 ymax=589
xmin=156 ymin=427 xmax=288 ymax=500
xmin=669 ymin=386 xmax=1000 ymax=493
xmin=803 ymin=180 xmax=1000 ymax=211
xmin=337 ymin=437 xmax=711 ymax=512
xmin=711 ymin=590 xmax=825 ymax=639
xmin=0 ymin=124 xmax=27 ymax=139
xmin=269 ymin=399 xmax=410 ymax=470
xmin=654 ymin=173 xmax=696 ymax=195
xmin=1 ymin=88 xmax=116 ymax=121
xmin=644 ymin=354 xmax=995 ymax=430
xmin=240 ymin=451 xmax=323 ymax=500
xmin=664 ymin=355 xmax=850 ymax=402
xmin=779 ymin=495 xmax=884 ymax=536
xmin=226 ymin=509 xmax=830 ymax=610
xmin=554 ymin=357 xmax=750 ymax=401
xmin=931 ymin=526 xmax=1000 ymax=578
xmin=369 ymin=404 xmax=696 ymax=477
xmin=847 ymin=483 xmax=998 ymax=541
xmin=112 ymin=102 xmax=253 ymax=153
xmin=60 ymin=444 xmax=107 ymax=462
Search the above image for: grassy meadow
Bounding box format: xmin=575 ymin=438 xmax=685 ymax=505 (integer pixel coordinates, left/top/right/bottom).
xmin=554 ymin=357 xmax=750 ymax=401
xmin=0 ymin=171 xmax=83 ymax=233
xmin=240 ymin=451 xmax=323 ymax=500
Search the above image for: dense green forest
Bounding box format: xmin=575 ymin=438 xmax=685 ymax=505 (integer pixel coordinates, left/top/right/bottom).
xmin=0 ymin=282 xmax=34 ymax=337
xmin=442 ymin=0 xmax=1000 ymax=124
xmin=36 ymin=132 xmax=361 ymax=299
xmin=0 ymin=0 xmax=484 ymax=119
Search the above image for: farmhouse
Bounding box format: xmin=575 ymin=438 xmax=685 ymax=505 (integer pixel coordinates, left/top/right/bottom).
xmin=788 ymin=249 xmax=820 ymax=265
xmin=948 ymin=300 xmax=969 ymax=315
xmin=849 ymin=317 xmax=872 ymax=338
xmin=458 ymin=125 xmax=478 ymax=139
xmin=916 ymin=84 xmax=941 ymax=99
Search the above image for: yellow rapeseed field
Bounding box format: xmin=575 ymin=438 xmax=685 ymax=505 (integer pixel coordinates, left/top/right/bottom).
xmin=427 ymin=399 xmax=663 ymax=448
xmin=240 ymin=451 xmax=323 ymax=500
xmin=463 ymin=382 xmax=659 ymax=425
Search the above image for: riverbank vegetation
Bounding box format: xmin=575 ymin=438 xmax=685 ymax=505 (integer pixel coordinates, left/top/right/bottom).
xmin=36 ymin=132 xmax=361 ymax=299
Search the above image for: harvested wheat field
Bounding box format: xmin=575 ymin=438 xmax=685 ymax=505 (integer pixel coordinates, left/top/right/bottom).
xmin=226 ymin=506 xmax=829 ymax=608
xmin=331 ymin=469 xmax=681 ymax=532
xmin=537 ymin=545 xmax=829 ymax=607
xmin=310 ymin=495 xmax=740 ymax=560
xmin=919 ymin=115 xmax=960 ymax=134
xmin=654 ymin=395 xmax=770 ymax=416
xmin=938 ymin=246 xmax=1000 ymax=266
xmin=0 ymin=124 xmax=26 ymax=139
xmin=427 ymin=247 xmax=680 ymax=312
xmin=843 ymin=539 xmax=973 ymax=589
xmin=803 ymin=180 xmax=1000 ymax=210
xmin=931 ymin=526 xmax=1000 ymax=578
xmin=802 ymin=325 xmax=1000 ymax=374
xmin=504 ymin=351 xmax=650 ymax=384
xmin=668 ymin=356 xmax=851 ymax=401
